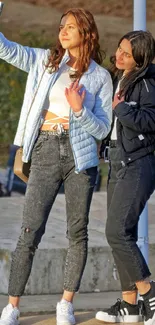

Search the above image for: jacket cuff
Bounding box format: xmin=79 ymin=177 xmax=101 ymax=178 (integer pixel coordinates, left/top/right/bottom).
xmin=73 ymin=109 xmax=83 ymax=118
xmin=114 ymin=101 xmax=128 ymax=116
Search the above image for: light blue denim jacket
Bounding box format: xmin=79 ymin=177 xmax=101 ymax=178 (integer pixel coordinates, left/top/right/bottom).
xmin=0 ymin=33 xmax=113 ymax=172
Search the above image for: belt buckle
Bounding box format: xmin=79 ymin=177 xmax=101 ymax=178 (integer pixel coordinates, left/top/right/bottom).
xmin=53 ymin=123 xmax=64 ymax=135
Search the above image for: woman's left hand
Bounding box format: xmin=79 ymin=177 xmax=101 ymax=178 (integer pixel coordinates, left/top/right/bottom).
xmin=65 ymin=80 xmax=86 ymax=113
xmin=113 ymin=93 xmax=125 ymax=109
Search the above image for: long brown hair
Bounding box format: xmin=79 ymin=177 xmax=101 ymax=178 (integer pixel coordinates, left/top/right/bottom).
xmin=46 ymin=8 xmax=104 ymax=79
xmin=109 ymin=30 xmax=155 ymax=97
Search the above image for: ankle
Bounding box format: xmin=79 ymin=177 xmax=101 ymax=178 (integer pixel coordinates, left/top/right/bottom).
xmin=61 ymin=291 xmax=74 ymax=303
xmin=122 ymin=290 xmax=137 ymax=305
xmin=136 ymin=281 xmax=151 ymax=296
xmin=8 ymin=296 xmax=20 ymax=309
xmin=61 ymin=299 xmax=71 ymax=303
xmin=123 ymin=300 xmax=137 ymax=306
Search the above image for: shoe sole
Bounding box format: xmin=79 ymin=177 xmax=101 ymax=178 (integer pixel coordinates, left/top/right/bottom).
xmin=56 ymin=319 xmax=76 ymax=325
xmin=144 ymin=312 xmax=155 ymax=325
xmin=0 ymin=321 xmax=19 ymax=325
xmin=95 ymin=314 xmax=142 ymax=323
xmin=57 ymin=323 xmax=75 ymax=325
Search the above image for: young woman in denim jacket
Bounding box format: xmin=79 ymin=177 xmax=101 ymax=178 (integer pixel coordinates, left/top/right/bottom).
xmin=0 ymin=8 xmax=112 ymax=325
xmin=96 ymin=31 xmax=155 ymax=325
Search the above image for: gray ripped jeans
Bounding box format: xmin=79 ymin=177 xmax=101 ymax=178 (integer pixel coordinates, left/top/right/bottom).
xmin=8 ymin=131 xmax=97 ymax=296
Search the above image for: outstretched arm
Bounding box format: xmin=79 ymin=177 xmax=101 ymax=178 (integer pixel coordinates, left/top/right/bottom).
xmin=0 ymin=33 xmax=47 ymax=72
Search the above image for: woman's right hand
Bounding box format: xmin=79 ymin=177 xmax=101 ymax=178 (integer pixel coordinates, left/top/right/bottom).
xmin=65 ymin=80 xmax=86 ymax=113
xmin=112 ymin=93 xmax=125 ymax=109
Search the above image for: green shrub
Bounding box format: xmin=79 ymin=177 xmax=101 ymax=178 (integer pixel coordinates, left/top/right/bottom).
xmin=0 ymin=31 xmax=52 ymax=165
xmin=0 ymin=32 xmax=51 ymax=144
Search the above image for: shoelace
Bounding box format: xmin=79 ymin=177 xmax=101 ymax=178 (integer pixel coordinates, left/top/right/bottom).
xmin=138 ymin=299 xmax=145 ymax=316
xmin=108 ymin=299 xmax=122 ymax=315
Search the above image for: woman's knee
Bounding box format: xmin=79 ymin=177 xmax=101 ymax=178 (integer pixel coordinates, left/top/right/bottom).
xmin=67 ymin=223 xmax=88 ymax=242
xmin=16 ymin=226 xmax=42 ymax=252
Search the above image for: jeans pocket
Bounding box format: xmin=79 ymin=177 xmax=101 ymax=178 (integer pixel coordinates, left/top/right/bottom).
xmin=33 ymin=134 xmax=48 ymax=155
xmin=116 ymin=166 xmax=127 ymax=179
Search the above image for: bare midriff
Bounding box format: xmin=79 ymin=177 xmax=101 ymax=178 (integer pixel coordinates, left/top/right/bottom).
xmin=40 ymin=110 xmax=69 ymax=131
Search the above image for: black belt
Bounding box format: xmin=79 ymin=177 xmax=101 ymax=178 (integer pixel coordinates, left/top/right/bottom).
xmin=109 ymin=140 xmax=117 ymax=148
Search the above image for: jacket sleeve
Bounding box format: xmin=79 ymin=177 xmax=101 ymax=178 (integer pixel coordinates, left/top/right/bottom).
xmin=114 ymin=81 xmax=155 ymax=133
xmin=73 ymin=71 xmax=113 ymax=140
xmin=0 ymin=33 xmax=47 ymax=72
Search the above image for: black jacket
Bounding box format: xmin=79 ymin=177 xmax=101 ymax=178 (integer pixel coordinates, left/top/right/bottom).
xmin=100 ymin=64 xmax=155 ymax=164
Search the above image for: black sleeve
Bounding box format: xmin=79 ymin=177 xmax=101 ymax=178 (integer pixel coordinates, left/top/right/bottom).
xmin=114 ymin=81 xmax=155 ymax=133
xmin=99 ymin=112 xmax=115 ymax=158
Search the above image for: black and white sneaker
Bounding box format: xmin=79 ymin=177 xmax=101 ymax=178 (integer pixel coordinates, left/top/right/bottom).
xmin=95 ymin=299 xmax=142 ymax=323
xmin=142 ymin=281 xmax=155 ymax=325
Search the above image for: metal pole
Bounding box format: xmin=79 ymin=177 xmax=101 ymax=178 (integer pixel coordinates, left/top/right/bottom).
xmin=133 ymin=0 xmax=148 ymax=264
xmin=133 ymin=0 xmax=146 ymax=31
xmin=137 ymin=205 xmax=149 ymax=264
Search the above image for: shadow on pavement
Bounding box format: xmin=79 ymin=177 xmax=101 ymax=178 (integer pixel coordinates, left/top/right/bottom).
xmin=76 ymin=311 xmax=98 ymax=324
xmin=20 ymin=312 xmax=99 ymax=324
xmin=20 ymin=314 xmax=55 ymax=324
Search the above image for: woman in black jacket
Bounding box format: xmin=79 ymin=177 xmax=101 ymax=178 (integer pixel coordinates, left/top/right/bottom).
xmin=96 ymin=30 xmax=155 ymax=325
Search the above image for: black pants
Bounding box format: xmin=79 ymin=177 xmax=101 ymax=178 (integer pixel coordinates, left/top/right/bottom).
xmin=8 ymin=132 xmax=97 ymax=296
xmin=106 ymin=147 xmax=155 ymax=291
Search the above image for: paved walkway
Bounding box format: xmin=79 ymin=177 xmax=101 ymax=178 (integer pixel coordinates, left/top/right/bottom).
xmin=1 ymin=191 xmax=155 ymax=250
xmin=0 ymin=291 xmax=142 ymax=325
xmin=0 ymin=168 xmax=154 ymax=323
xmin=0 ymin=291 xmax=144 ymax=324
xmin=0 ymin=292 xmax=121 ymax=315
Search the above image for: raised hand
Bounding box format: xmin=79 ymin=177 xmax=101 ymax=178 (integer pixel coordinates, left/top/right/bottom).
xmin=65 ymin=80 xmax=86 ymax=113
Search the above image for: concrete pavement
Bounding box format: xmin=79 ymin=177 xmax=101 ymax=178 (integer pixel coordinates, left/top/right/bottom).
xmin=0 ymin=292 xmax=122 ymax=315
xmin=0 ymin=191 xmax=155 ymax=294
xmin=20 ymin=313 xmax=99 ymax=325
xmin=19 ymin=312 xmax=116 ymax=325
xmin=0 ymin=291 xmax=122 ymax=324
xmin=0 ymin=181 xmax=155 ymax=323
xmin=0 ymin=291 xmax=144 ymax=324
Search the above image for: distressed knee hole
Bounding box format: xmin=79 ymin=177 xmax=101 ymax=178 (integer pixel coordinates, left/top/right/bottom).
xmin=25 ymin=227 xmax=31 ymax=233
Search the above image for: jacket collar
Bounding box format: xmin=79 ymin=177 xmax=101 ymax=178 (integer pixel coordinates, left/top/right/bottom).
xmin=59 ymin=49 xmax=70 ymax=67
xmin=132 ymin=63 xmax=155 ymax=82
xmin=134 ymin=66 xmax=149 ymax=82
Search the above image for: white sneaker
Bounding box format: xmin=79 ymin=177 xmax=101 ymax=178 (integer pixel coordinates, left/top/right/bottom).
xmin=56 ymin=299 xmax=76 ymax=325
xmin=0 ymin=304 xmax=20 ymax=325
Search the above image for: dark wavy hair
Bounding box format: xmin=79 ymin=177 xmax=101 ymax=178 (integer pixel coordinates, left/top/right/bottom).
xmin=109 ymin=30 xmax=155 ymax=97
xmin=46 ymin=8 xmax=105 ymax=79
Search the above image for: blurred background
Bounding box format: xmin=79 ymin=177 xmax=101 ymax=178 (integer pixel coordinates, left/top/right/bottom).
xmin=0 ymin=0 xmax=155 ymax=195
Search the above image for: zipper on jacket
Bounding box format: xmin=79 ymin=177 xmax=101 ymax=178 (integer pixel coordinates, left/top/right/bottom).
xmin=69 ymin=109 xmax=79 ymax=173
